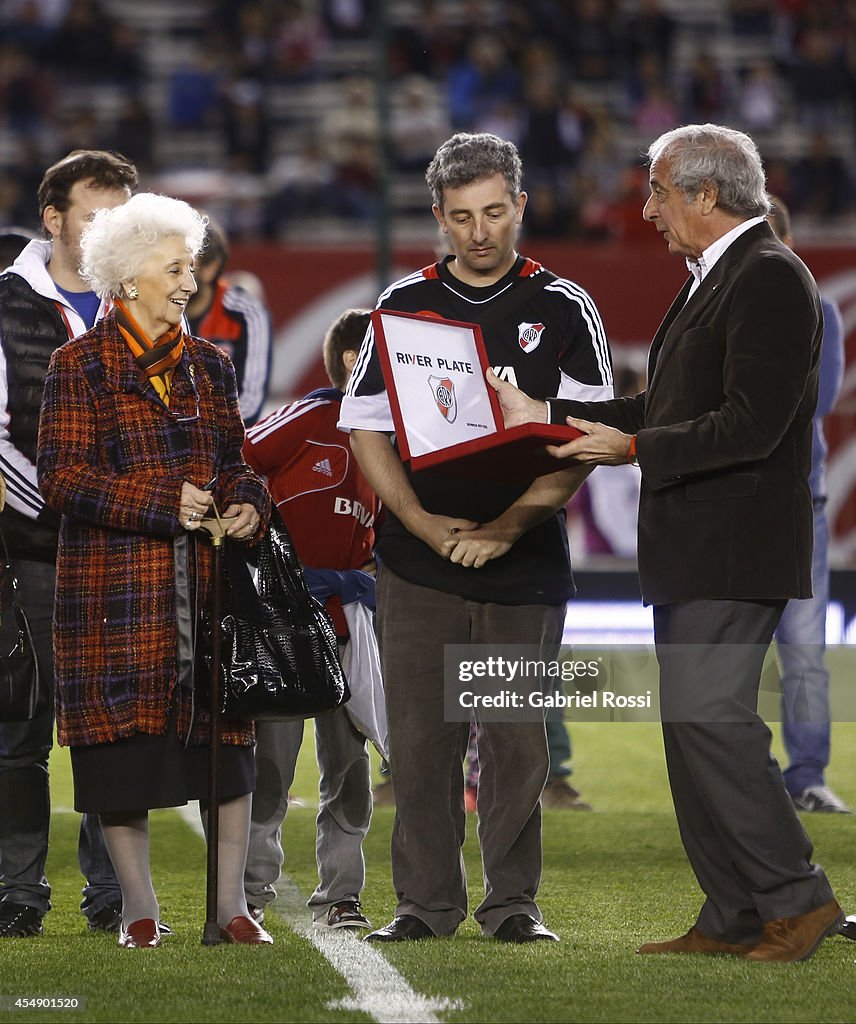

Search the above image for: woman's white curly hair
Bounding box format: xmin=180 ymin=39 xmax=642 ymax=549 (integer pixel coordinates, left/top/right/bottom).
xmin=80 ymin=192 xmax=207 ymax=299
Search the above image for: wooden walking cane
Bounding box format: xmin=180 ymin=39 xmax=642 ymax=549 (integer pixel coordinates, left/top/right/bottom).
xmin=200 ymin=503 xmax=229 ymax=946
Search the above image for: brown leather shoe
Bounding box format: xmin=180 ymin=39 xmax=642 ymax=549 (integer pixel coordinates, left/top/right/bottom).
xmin=118 ymin=918 xmax=161 ymax=949
xmin=220 ymin=915 xmax=273 ymax=945
xmin=745 ymin=899 xmax=845 ymax=962
xmin=541 ymin=780 xmax=593 ymax=811
xmin=637 ymin=926 xmax=752 ymax=956
xmin=371 ymin=780 xmax=395 ymax=807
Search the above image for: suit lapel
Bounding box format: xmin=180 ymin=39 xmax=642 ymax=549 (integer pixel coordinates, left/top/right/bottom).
xmin=645 ymin=277 xmax=691 ymax=404
xmin=648 ymin=266 xmax=724 ymax=397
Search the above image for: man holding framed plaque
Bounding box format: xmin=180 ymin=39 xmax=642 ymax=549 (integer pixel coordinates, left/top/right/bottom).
xmin=487 ymin=124 xmax=845 ymax=962
xmin=338 ymin=132 xmax=613 ymax=944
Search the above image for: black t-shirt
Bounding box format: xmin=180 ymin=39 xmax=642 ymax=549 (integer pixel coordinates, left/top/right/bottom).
xmin=339 ymin=254 xmax=613 ymax=605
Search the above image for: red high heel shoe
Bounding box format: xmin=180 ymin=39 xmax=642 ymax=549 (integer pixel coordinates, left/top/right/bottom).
xmin=219 ymin=915 xmax=273 ymax=945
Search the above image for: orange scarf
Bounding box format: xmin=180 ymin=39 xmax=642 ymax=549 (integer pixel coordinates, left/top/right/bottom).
xmin=115 ymin=299 xmax=185 ymax=405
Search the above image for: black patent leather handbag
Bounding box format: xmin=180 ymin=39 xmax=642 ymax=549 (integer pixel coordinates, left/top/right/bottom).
xmin=197 ymin=506 xmax=349 ymax=721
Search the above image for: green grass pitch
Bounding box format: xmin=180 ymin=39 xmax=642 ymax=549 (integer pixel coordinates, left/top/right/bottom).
xmin=1 ymin=715 xmax=853 ymax=1023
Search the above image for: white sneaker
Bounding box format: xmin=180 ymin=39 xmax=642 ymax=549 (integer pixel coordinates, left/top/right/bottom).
xmin=791 ymin=785 xmax=853 ymax=814
xmin=313 ymin=900 xmax=371 ymax=930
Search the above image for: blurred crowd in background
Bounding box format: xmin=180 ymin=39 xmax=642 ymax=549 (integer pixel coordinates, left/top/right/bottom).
xmin=2 ymin=0 xmax=856 ymax=241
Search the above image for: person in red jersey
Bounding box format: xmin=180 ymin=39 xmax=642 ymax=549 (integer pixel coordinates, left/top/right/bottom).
xmin=243 ymin=309 xmax=381 ymax=932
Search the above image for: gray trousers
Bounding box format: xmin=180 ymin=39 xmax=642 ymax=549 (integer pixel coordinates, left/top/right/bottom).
xmin=654 ymin=599 xmax=835 ymax=945
xmin=376 ymin=564 xmax=565 ymax=936
xmin=245 ymin=701 xmax=372 ymax=913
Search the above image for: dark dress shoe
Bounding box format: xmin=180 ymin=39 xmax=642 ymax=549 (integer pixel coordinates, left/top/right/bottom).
xmin=220 ymin=915 xmax=273 ymax=945
xmin=87 ymin=900 xmax=122 ymax=933
xmin=494 ymin=914 xmax=559 ymax=943
xmin=637 ymin=927 xmax=751 ymax=956
xmin=364 ymin=915 xmax=435 ymax=942
xmin=745 ymin=899 xmax=844 ymax=962
xmin=0 ymin=902 xmax=44 ymax=938
xmin=839 ymin=914 xmax=856 ymax=940
xmin=118 ymin=918 xmax=161 ymax=948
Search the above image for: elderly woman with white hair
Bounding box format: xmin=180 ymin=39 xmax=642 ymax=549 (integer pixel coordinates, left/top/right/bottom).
xmin=36 ymin=193 xmax=272 ymax=948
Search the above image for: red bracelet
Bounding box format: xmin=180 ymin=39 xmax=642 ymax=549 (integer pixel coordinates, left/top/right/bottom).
xmin=627 ymin=434 xmax=638 ymax=465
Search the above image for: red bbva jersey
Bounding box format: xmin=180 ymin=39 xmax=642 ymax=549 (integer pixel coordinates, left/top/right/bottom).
xmin=243 ymin=387 xmax=379 ymax=635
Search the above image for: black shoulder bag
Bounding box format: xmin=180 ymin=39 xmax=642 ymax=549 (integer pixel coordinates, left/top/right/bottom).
xmin=197 ymin=506 xmax=349 ymax=721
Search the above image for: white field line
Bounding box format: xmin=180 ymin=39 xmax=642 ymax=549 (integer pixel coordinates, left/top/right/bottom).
xmin=176 ymin=802 xmax=462 ymax=1024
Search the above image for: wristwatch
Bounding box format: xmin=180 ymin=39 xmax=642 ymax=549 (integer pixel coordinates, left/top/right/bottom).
xmin=627 ymin=434 xmax=638 ymax=466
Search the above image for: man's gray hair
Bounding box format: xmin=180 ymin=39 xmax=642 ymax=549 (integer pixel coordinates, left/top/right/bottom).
xmin=648 ymin=123 xmax=770 ymax=218
xmin=81 ymin=192 xmax=207 ymax=299
xmin=425 ymin=132 xmax=522 ymax=209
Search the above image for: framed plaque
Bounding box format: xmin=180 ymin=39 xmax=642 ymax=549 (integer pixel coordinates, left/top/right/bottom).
xmin=372 ymin=309 xmax=582 ymax=480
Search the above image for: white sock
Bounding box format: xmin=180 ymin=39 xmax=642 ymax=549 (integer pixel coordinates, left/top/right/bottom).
xmin=99 ymin=812 xmax=159 ymax=926
xmin=199 ymin=794 xmax=253 ymax=925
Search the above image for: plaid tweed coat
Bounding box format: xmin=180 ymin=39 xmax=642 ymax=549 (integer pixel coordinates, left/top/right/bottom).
xmin=37 ymin=313 xmax=271 ymax=748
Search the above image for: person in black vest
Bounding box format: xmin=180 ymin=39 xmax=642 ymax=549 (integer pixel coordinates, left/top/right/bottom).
xmin=0 ymin=150 xmax=137 ymax=938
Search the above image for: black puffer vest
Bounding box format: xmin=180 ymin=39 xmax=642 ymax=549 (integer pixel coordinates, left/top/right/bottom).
xmin=0 ymin=272 xmax=65 ymax=562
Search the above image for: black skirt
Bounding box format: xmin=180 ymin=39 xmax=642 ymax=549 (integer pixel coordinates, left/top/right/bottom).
xmin=70 ymin=711 xmax=255 ymax=814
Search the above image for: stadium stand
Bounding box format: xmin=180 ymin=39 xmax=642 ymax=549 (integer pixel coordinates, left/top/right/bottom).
xmin=1 ymin=0 xmax=855 ymax=242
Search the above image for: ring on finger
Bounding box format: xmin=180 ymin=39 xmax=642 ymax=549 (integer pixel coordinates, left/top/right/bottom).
xmin=184 ymin=518 xmax=193 ymax=529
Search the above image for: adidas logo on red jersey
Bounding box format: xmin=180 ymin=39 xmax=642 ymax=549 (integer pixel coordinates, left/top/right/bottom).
xmin=313 ymin=458 xmax=334 ymax=477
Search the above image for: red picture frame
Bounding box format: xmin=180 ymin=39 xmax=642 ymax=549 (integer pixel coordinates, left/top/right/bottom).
xmin=371 ymin=308 xmax=582 ymax=481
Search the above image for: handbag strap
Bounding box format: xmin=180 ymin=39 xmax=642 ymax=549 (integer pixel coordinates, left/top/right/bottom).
xmin=0 ymin=516 xmax=24 ymax=627
xmin=266 ymin=508 xmax=317 ymax=625
xmin=224 ymin=538 xmax=268 ymax=623
xmin=174 ymin=532 xmax=196 ymax=691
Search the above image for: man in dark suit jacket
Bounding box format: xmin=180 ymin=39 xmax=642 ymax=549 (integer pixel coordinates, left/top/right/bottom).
xmin=489 ymin=123 xmax=843 ymax=962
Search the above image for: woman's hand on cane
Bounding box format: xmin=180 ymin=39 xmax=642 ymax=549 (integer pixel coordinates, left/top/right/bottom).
xmin=222 ymin=503 xmax=260 ymax=540
xmin=179 ymin=481 xmax=214 ymax=531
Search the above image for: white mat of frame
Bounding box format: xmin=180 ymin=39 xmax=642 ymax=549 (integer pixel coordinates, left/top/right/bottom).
xmin=177 ymin=801 xmax=462 ymax=1024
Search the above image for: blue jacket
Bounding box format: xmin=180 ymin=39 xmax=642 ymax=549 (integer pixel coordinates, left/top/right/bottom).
xmin=810 ymin=297 xmax=844 ymax=501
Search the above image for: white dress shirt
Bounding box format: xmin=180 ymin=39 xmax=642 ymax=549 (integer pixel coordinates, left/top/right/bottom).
xmin=686 ymin=215 xmax=767 ymax=300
